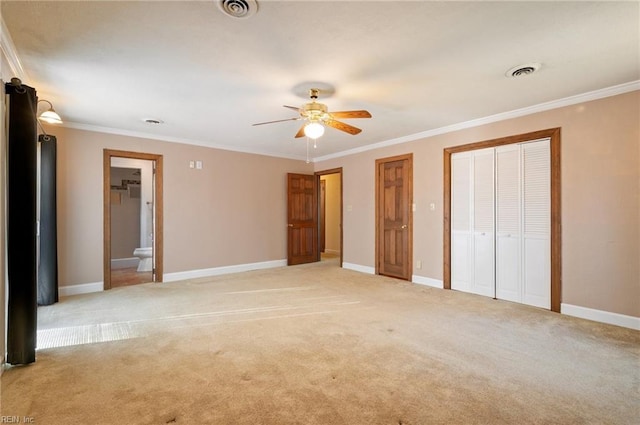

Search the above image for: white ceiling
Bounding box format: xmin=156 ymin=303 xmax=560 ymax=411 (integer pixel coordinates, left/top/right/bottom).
xmin=2 ymin=1 xmax=639 ymax=161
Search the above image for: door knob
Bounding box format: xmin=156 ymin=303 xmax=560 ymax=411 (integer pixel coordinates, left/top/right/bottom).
xmin=288 ymin=224 xmax=294 ymax=227
xmin=401 ymin=224 xmax=408 ymax=229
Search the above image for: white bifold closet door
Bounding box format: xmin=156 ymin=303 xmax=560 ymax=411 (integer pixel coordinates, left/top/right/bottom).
xmin=451 ymin=147 xmax=495 ymax=298
xmin=452 ymin=139 xmax=550 ymax=309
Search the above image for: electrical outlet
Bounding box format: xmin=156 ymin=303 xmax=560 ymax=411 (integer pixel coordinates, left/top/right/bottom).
xmin=196 ymin=160 xmax=203 ymax=169
xmin=416 ymin=260 xmax=422 ymax=269
xmin=189 ymin=160 xmax=195 ymax=169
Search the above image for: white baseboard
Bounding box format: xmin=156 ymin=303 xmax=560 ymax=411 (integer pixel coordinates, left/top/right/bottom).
xmin=59 ymin=281 xmax=104 ymax=297
xmin=412 ymin=275 xmax=443 ymax=289
xmin=110 ymin=257 xmax=139 ymax=269
xmin=163 ymin=259 xmax=287 ymax=282
xmin=342 ymin=262 xmax=375 ymax=275
xmin=57 ymin=260 xmax=288 ymax=296
xmin=561 ymin=303 xmax=640 ymax=331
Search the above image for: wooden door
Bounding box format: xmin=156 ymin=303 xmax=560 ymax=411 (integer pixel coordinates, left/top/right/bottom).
xmin=376 ymin=154 xmax=413 ymax=280
xmin=287 ymin=173 xmax=318 ymax=265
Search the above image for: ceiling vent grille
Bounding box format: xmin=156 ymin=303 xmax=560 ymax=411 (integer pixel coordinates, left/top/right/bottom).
xmin=506 ymin=63 xmax=541 ymax=78
xmin=217 ymin=0 xmax=258 ymax=19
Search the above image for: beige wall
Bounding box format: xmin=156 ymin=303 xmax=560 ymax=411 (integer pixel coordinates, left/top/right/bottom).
xmin=315 ymin=91 xmax=640 ymax=318
xmin=321 ymin=173 xmax=341 ymax=253
xmin=51 ymin=126 xmax=312 ymax=286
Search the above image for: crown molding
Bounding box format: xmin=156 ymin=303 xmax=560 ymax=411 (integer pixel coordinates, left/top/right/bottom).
xmin=60 ymin=121 xmax=308 ymax=162
xmin=0 ymin=15 xmax=28 ymax=82
xmin=62 ymin=80 xmax=639 ymax=164
xmin=313 ymin=80 xmax=640 ymax=163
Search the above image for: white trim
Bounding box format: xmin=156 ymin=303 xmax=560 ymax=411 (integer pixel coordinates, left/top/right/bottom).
xmin=163 ymin=259 xmax=287 ymax=282
xmin=110 ymin=257 xmax=139 ymax=270
xmin=61 ymin=121 xmax=307 ymax=162
xmin=0 ymin=16 xmax=28 ymax=81
xmin=59 ymin=282 xmax=104 ymax=297
xmin=342 ymin=262 xmax=375 ymax=275
xmin=412 ymin=275 xmax=443 ymax=289
xmin=313 ymin=81 xmax=640 ymax=163
xmin=561 ymin=303 xmax=640 ymax=331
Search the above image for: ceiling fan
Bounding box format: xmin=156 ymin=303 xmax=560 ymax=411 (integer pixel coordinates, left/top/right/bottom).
xmin=252 ymin=88 xmax=372 ymax=139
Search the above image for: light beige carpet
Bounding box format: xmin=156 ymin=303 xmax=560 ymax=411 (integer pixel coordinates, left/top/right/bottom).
xmin=1 ymin=258 xmax=639 ymax=424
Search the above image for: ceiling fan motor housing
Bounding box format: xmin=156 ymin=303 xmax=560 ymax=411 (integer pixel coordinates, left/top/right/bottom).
xmin=303 ymin=102 xmax=329 ymax=122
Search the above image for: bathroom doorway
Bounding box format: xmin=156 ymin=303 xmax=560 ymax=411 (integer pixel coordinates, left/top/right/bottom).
xmin=103 ymin=149 xmax=163 ymax=289
xmin=316 ymin=168 xmax=342 ymax=267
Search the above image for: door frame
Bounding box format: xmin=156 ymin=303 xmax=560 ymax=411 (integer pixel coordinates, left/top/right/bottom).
xmin=103 ymin=149 xmax=163 ymax=289
xmin=375 ymin=154 xmax=413 ymax=279
xmin=315 ymin=168 xmax=343 ymax=267
xmin=443 ymin=127 xmax=561 ymax=312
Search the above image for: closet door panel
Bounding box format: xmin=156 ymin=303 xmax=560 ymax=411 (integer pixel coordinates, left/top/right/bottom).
xmin=522 ymin=140 xmax=551 ymax=308
xmin=451 ymin=153 xmax=472 ymax=292
xmin=495 ymin=145 xmax=522 ymax=302
xmin=523 ymin=238 xmax=550 ymax=308
xmin=472 ymin=149 xmax=495 ymax=297
xmin=452 ymin=235 xmax=472 ymax=291
xmin=496 ymin=237 xmax=520 ymax=302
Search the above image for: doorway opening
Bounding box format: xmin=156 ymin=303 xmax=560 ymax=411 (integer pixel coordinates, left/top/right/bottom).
xmin=103 ymin=149 xmax=163 ymax=289
xmin=316 ymin=168 xmax=342 ymax=267
xmin=286 ymin=169 xmax=343 ymax=267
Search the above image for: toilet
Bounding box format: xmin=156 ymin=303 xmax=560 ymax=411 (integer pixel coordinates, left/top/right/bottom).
xmin=133 ymin=247 xmax=153 ymax=272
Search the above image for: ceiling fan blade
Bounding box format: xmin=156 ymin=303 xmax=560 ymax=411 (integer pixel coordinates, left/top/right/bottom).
xmin=294 ymin=124 xmax=306 ymax=138
xmin=326 ymin=119 xmax=362 ymax=135
xmin=283 ymin=105 xmax=301 ymax=112
xmin=329 ymin=110 xmax=372 ymax=119
xmin=252 ymin=117 xmax=300 ymax=126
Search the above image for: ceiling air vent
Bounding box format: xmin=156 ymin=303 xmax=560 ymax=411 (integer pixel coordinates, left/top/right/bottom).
xmin=505 ymin=63 xmax=541 ymax=78
xmin=217 ymin=0 xmax=258 ymax=19
xmin=143 ymin=118 xmax=164 ymax=125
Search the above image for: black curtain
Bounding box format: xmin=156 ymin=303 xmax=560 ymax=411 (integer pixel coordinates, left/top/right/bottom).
xmin=6 ymin=82 xmax=38 ymax=365
xmin=38 ymin=134 xmax=58 ymax=306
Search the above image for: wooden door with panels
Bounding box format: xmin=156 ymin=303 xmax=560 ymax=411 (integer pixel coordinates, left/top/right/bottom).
xmin=287 ymin=173 xmax=319 ymax=265
xmin=376 ymin=154 xmax=413 ymax=280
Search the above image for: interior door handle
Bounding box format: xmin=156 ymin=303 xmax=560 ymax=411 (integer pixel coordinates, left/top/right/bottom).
xmin=288 ymin=224 xmax=294 ymax=227
xmin=401 ymin=224 xmax=408 ymax=229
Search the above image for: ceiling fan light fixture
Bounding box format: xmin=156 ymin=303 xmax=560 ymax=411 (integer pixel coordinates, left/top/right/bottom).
xmin=304 ymin=122 xmax=324 ymax=139
xmin=38 ymin=100 xmax=63 ymax=124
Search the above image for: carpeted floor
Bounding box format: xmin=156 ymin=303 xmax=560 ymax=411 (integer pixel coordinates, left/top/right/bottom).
xmin=1 ymin=258 xmax=639 ymax=424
